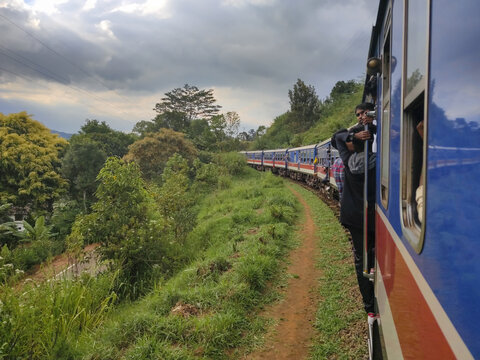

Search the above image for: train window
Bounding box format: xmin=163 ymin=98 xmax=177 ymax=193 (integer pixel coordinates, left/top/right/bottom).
xmin=381 ymin=19 xmax=392 ymax=208
xmin=401 ymin=0 xmax=429 ymax=253
xmin=405 ymin=0 xmax=428 ymax=103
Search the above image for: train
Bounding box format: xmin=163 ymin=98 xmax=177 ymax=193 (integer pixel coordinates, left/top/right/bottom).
xmin=242 ymin=0 xmax=480 ymax=358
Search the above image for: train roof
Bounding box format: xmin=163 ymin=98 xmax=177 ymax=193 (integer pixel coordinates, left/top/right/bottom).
xmin=288 ymin=144 xmax=317 ymax=151
xmin=263 ymin=148 xmax=288 ymax=153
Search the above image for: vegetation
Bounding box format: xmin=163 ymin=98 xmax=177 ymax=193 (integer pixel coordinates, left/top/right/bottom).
xmin=0 ymin=112 xmax=68 ymax=213
xmin=0 ymin=77 xmax=368 ymax=358
xmin=252 ymin=79 xmax=362 ymax=149
xmin=123 ymin=128 xmax=198 ymax=182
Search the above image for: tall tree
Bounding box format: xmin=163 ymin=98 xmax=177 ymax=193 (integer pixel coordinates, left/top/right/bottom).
xmin=0 ymin=112 xmax=68 ymax=212
xmin=288 ymin=79 xmax=320 ymax=132
xmin=154 ymin=84 xmax=222 ymax=122
xmin=61 ymin=138 xmax=107 ymax=211
xmin=123 ymin=129 xmax=198 ymax=181
xmin=224 ymin=111 xmax=240 ymax=138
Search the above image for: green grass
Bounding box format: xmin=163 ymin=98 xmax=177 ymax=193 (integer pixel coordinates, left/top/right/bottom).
xmin=289 ymin=185 xmax=368 ymax=359
xmin=72 ymin=169 xmax=299 ymax=359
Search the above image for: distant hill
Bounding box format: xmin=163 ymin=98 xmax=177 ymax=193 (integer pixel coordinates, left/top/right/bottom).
xmin=51 ymin=130 xmax=74 ymax=139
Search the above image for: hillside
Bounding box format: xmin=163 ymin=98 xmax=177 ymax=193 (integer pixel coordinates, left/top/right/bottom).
xmin=251 ymin=80 xmax=363 ymax=149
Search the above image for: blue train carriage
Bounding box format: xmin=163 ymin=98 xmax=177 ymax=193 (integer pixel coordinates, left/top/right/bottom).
xmin=315 ymin=139 xmax=331 ymax=183
xmin=367 ymin=0 xmax=480 ymax=358
xmin=262 ymin=149 xmax=275 ymax=170
xmin=243 ymin=150 xmax=263 ymax=170
xmin=328 ymin=147 xmax=341 ymax=193
xmin=286 ymin=144 xmax=317 ymax=185
xmin=271 ymin=148 xmax=288 ymax=176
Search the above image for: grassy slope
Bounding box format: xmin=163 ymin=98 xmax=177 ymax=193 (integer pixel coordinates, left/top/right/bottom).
xmin=75 ymin=170 xmax=300 ymax=359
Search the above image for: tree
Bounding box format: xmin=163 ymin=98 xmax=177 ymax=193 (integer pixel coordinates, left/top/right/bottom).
xmin=61 ymin=138 xmax=107 ymax=211
xmin=77 ymin=119 xmax=136 ymax=158
xmin=0 ymin=112 xmax=68 ymax=213
xmin=67 ymin=158 xmax=165 ymax=291
xmin=328 ymin=80 xmax=359 ymax=100
xmin=156 ymin=154 xmax=194 ymax=242
xmin=123 ymin=129 xmax=198 ymax=181
xmin=224 ymin=111 xmax=240 ymax=138
xmin=288 ymin=79 xmax=320 ymax=132
xmin=154 ymin=84 xmax=222 ymax=122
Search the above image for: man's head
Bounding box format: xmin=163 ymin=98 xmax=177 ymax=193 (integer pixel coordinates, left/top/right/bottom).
xmin=355 ymin=102 xmax=375 ymax=124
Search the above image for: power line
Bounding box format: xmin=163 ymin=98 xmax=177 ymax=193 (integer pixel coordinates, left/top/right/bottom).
xmin=0 ymin=12 xmax=144 ymax=122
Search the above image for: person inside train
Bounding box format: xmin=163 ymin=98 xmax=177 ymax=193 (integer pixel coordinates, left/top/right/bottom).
xmin=332 ymin=102 xmax=377 ymax=324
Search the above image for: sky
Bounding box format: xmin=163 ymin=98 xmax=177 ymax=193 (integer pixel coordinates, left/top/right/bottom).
xmin=0 ymin=0 xmax=378 ymax=134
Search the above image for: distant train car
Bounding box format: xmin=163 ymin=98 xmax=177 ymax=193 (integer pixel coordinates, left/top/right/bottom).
xmin=366 ymin=0 xmax=480 ymax=358
xmin=286 ymin=144 xmax=317 ymax=184
xmin=243 ymin=150 xmax=263 ymax=169
xmin=315 ymin=139 xmax=331 ymax=183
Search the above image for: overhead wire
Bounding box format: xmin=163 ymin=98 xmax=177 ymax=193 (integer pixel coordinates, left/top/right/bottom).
xmin=0 ymin=12 xmax=144 ymax=123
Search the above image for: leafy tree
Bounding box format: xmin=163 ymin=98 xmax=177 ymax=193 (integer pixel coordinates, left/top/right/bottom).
xmin=76 ymin=119 xmax=136 ymax=158
xmin=224 ymin=111 xmax=241 ymax=138
xmin=0 ymin=112 xmax=68 ymax=212
xmin=154 ymin=84 xmax=221 ymax=122
xmin=123 ymin=128 xmax=198 ymax=181
xmin=67 ymin=158 xmax=165 ymax=292
xmin=61 ymin=138 xmax=107 ymax=211
xmin=156 ymin=154 xmax=194 ymax=242
xmin=328 ymin=80 xmax=359 ymax=101
xmin=288 ymin=79 xmax=320 ymax=132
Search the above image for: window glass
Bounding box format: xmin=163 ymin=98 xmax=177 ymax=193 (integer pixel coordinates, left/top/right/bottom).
xmin=405 ymin=0 xmax=428 ymax=95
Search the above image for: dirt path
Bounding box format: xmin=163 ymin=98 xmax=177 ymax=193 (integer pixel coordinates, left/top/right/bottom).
xmin=246 ymin=185 xmax=321 ymax=360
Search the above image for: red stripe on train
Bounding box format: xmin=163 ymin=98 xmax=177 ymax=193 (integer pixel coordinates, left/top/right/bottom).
xmin=376 ymin=213 xmax=455 ymax=359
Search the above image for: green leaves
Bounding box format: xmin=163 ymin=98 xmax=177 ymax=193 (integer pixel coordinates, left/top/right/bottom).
xmin=0 ymin=112 xmax=68 ymax=212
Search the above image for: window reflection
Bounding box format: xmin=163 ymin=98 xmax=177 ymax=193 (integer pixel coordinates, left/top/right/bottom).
xmin=406 ymin=0 xmax=428 ymax=95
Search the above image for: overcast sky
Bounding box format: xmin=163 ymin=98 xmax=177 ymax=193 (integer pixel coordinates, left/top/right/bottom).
xmin=0 ymin=0 xmax=378 ymax=134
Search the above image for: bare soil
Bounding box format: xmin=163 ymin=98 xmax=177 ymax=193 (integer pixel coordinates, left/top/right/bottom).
xmin=21 ymin=243 xmax=99 ymax=284
xmin=246 ymin=185 xmax=321 ymax=360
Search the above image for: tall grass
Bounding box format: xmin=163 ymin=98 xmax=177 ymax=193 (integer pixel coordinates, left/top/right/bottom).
xmin=0 ymin=272 xmax=117 ymax=359
xmin=74 ymin=169 xmax=299 ymax=359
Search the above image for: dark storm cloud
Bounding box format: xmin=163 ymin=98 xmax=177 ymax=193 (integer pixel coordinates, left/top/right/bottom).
xmin=0 ymin=0 xmax=378 ymax=132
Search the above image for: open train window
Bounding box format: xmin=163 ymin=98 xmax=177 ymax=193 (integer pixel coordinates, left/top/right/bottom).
xmin=401 ymin=0 xmax=429 ymax=253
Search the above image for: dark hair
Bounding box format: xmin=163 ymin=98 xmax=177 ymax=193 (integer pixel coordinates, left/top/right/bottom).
xmin=355 ymin=102 xmax=375 ymax=113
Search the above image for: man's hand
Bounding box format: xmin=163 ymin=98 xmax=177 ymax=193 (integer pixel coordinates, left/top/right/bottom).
xmin=354 ymin=130 xmax=371 ymax=141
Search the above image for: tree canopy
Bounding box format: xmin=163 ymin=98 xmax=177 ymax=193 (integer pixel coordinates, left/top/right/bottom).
xmin=154 ymin=84 xmax=221 ymax=122
xmin=0 ymin=112 xmax=68 ymax=212
xmin=288 ymin=79 xmax=320 ymax=132
xmin=123 ymin=128 xmax=198 ymax=181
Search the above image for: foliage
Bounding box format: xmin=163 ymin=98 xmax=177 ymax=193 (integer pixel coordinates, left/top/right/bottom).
xmin=0 ymin=112 xmax=68 ymax=212
xmin=155 ymin=154 xmax=195 ymax=243
xmin=74 ymin=171 xmax=299 ymax=359
xmin=0 ymin=273 xmax=117 ymax=359
xmin=0 ymin=204 xmax=19 ymax=249
xmin=302 ymin=81 xmax=363 ymax=144
xmin=288 ymin=78 xmax=320 ymax=132
xmin=78 ymin=119 xmax=137 ymax=158
xmin=61 ymin=137 xmax=107 ymax=210
xmin=154 ymin=84 xmax=221 ymax=122
xmin=212 ymin=151 xmax=248 ymax=176
xmin=123 ymin=129 xmax=198 ymax=181
xmin=20 ymin=215 xmax=55 ymax=243
xmin=67 ymin=158 xmax=173 ymax=297
xmin=251 ymin=80 xmax=363 ymax=149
